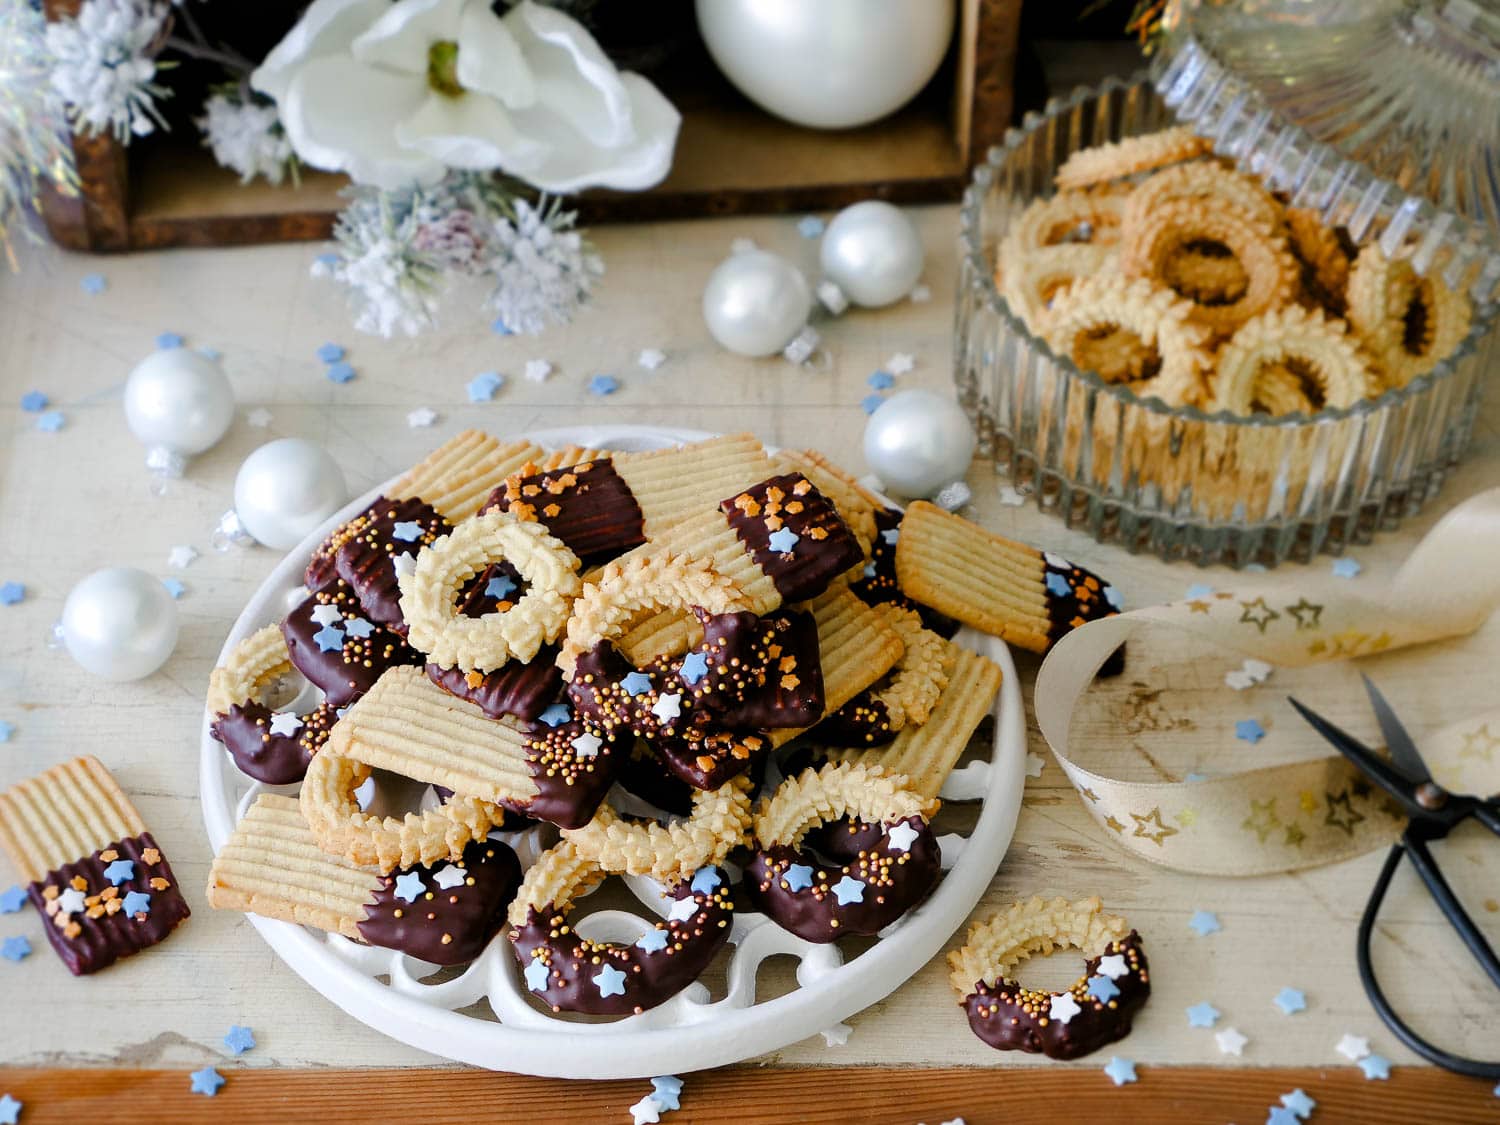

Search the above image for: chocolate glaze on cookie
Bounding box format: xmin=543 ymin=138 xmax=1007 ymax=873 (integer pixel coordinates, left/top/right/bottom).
xmin=851 ymin=508 xmax=960 ymax=638
xmin=309 ymin=496 xmax=449 ymax=631
xmin=961 ymin=931 xmax=1150 ymax=1059
xmin=357 ymin=837 xmax=522 ymax=965
xmin=1040 ymin=552 xmax=1125 ymax=676
xmin=507 ymin=717 xmax=620 ymax=829
xmin=29 ymin=833 xmax=190 ymax=975
xmin=746 ymin=814 xmax=940 ymax=943
xmin=803 ymin=817 xmax=889 ymax=863
xmin=721 ymin=474 xmax=864 ymax=604
xmin=210 ymin=699 xmax=335 ymax=785
xmin=615 ymin=741 xmax=695 ymax=817
xmin=481 ymin=459 xmax=646 ymax=566
xmin=812 ymin=692 xmax=898 ymax=747
xmin=282 ymin=581 xmax=420 ymax=707
xmin=509 ymin=866 xmax=733 ymax=1015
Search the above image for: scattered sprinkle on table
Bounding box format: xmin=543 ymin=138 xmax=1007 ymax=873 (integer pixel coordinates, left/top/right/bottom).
xmin=1273 ymin=987 xmax=1307 ymax=1015
xmin=867 ymin=370 xmax=894 ymax=390
xmin=887 ymin=352 xmax=915 ymax=375
xmin=1189 ymin=910 xmax=1221 ymax=936
xmin=1102 ymin=1056 xmax=1137 ymax=1086
xmin=0 ymin=887 xmax=24 ymax=913
xmin=1335 ymin=1033 xmax=1370 ymax=1061
xmin=491 ymin=318 xmax=513 ymax=336
xmin=1235 ymin=718 xmax=1266 ymax=744
xmin=168 ymin=545 xmax=199 ymax=570
xmin=190 ymin=1066 xmax=225 ymax=1096
xmin=860 ymin=394 xmax=886 ymax=415
xmin=1226 ymin=658 xmax=1274 ymax=691
xmin=1024 ymin=753 xmax=1044 ymax=779
xmin=0 ymin=1093 xmax=21 ymax=1125
xmin=820 ymin=1023 xmax=852 ymax=1046
xmin=1185 ymin=771 xmax=1209 ymax=782
xmin=1332 ymin=557 xmax=1362 ymax=579
xmin=198 ymin=346 xmax=221 ymax=361
xmin=316 ymin=343 xmax=345 ymax=364
xmin=934 ymin=480 xmax=972 ymax=511
xmin=796 ymin=215 xmax=826 ymax=238
xmin=246 ymin=408 xmax=272 ymax=428
xmin=326 ymin=361 xmax=356 ymax=384
xmin=157 ymin=332 xmax=184 ymax=350
xmin=524 ymin=359 xmax=553 ymax=383
xmin=19 ymin=391 xmax=47 ymax=412
xmin=588 ymin=374 xmax=619 ymax=396
xmin=223 ymin=1025 xmax=256 ymax=1055
xmin=1266 ymin=1106 xmax=1300 ymax=1125
xmin=1358 ymin=1054 xmax=1391 ymax=1080
xmin=1 ymin=936 xmax=30 ymax=962
xmin=407 ymin=407 xmax=437 ymax=428
xmin=1185 ymin=1002 xmax=1220 ymax=1028
xmin=910 ymin=284 xmax=932 ymax=303
xmin=1215 ymin=1027 xmax=1248 ymax=1056
xmin=629 ymin=1095 xmax=661 ymax=1125
xmin=36 ymin=411 xmax=65 ymax=433
xmin=650 ymin=1076 xmax=682 ymax=1111
xmin=637 ymin=348 xmax=666 ymax=370
xmin=1279 ymin=1088 xmax=1316 ymax=1119
xmin=467 ymin=371 xmax=505 ymax=402
xmin=0 ymin=721 xmax=11 ymax=743
xmin=997 ymin=483 xmax=1027 ymax=507
xmin=731 ymin=236 xmax=756 ymax=254
xmin=0 ymin=583 xmax=24 ymax=606
xmin=1185 ymin=583 xmax=1215 ymax=600
xmin=161 ymin=578 xmax=186 ymax=599
xmin=80 ymin=273 xmax=107 ymax=295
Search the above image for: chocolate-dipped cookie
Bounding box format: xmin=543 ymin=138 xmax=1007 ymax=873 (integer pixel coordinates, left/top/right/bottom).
xmin=282 ymin=581 xmax=420 ymax=708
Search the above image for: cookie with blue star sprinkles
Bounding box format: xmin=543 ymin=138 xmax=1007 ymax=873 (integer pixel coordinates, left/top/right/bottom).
xmin=746 ymin=763 xmax=941 ymax=943
xmin=507 ymin=840 xmax=734 ymax=1015
xmin=850 ymin=507 xmax=960 ymax=638
xmin=309 ymin=494 xmax=452 ymax=631
xmin=948 ymin=896 xmax=1150 ymax=1059
xmin=282 ymin=581 xmax=421 ymax=708
xmin=0 ymin=756 xmax=189 ymax=974
xmin=207 ymin=625 xmax=336 ymax=785
xmin=813 ymin=605 xmax=953 ymax=749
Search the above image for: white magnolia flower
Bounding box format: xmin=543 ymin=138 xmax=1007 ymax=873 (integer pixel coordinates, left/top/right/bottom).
xmin=486 ymin=197 xmax=601 ymax=335
xmin=197 ymin=93 xmax=294 ymax=185
xmin=252 ymin=0 xmax=679 ymax=192
xmin=46 ymin=0 xmax=169 ymax=140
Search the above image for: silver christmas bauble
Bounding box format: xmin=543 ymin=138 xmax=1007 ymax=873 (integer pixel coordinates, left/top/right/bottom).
xmin=702 ymin=250 xmax=813 ymax=357
xmin=695 ymin=0 xmax=956 ymax=129
xmin=863 ymin=389 xmax=976 ymax=499
xmin=821 ymin=201 xmax=925 ymax=308
xmin=233 ymin=439 xmax=349 ymax=550
xmin=60 ymin=567 xmax=180 ymax=681
xmin=123 ymin=348 xmax=235 ymax=473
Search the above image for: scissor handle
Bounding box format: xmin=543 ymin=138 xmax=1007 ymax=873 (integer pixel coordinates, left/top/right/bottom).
xmin=1358 ymin=843 xmax=1500 ymax=1079
xmin=1473 ymin=802 xmax=1500 ymax=839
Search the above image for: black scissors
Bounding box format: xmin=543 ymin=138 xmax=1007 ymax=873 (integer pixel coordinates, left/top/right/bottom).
xmin=1289 ymin=677 xmax=1500 ymax=1079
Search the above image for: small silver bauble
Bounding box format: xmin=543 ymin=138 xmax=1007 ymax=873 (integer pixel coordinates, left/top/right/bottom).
xmin=695 ymin=0 xmax=956 ymax=129
xmin=821 ymin=201 xmax=925 ymax=308
xmin=59 ymin=567 xmax=180 ymax=681
xmin=702 ymin=249 xmax=813 ymax=357
xmin=232 ymin=438 xmax=349 ymax=550
xmin=123 ymin=348 xmax=235 ymax=477
xmin=863 ymin=389 xmax=976 ymax=499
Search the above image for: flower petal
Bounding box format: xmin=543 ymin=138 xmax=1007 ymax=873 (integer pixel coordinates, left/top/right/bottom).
xmin=455 ymin=0 xmax=535 ymax=107
xmin=395 ymin=92 xmax=548 ymax=172
xmin=352 ymin=0 xmax=466 ymax=77
xmin=252 ymin=0 xmax=390 ymax=103
xmin=505 ymin=0 xmax=632 ymax=148
xmin=281 ymin=55 xmax=444 ymax=189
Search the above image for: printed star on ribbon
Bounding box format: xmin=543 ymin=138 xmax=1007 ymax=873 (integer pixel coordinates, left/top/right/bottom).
xmin=1284 ymin=597 xmax=1323 ymax=630
xmin=1324 ymin=789 xmax=1365 ymax=836
xmin=1238 ymin=597 xmax=1280 ymax=632
xmin=594 ymin=964 xmax=627 ymax=998
xmin=1049 ymin=992 xmax=1081 ymax=1025
xmin=1242 ymin=797 xmax=1280 ymax=843
xmin=1130 ymin=807 xmax=1178 ymax=846
xmin=269 ymin=711 xmax=304 ymax=737
xmin=831 ymin=876 xmax=865 ymax=905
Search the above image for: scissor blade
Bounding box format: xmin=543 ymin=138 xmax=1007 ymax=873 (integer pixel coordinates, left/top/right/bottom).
xmin=1361 ymin=675 xmax=1432 ymax=786
xmin=1287 ymin=696 xmax=1427 ymax=817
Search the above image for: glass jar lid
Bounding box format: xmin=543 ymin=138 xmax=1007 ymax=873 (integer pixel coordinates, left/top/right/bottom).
xmin=1154 ymin=0 xmax=1500 ymax=299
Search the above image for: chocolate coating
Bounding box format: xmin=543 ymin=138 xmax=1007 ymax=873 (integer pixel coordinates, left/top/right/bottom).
xmin=29 ymin=833 xmax=190 ymax=975
xmin=507 ymin=718 xmax=620 ymax=829
xmin=311 ymin=496 xmax=450 ymax=630
xmin=210 ymin=699 xmax=334 ymax=785
xmin=509 ymin=868 xmax=733 ymax=1015
xmin=282 ymin=581 xmax=420 ymax=707
xmin=653 ymin=728 xmax=770 ymax=791
xmin=427 ymin=652 xmax=561 ymax=723
xmin=481 ymin=458 xmax=645 ymax=566
xmin=357 ymin=837 xmax=522 ymax=965
xmin=812 ymin=692 xmax=898 ymax=747
xmin=721 ymin=474 xmax=863 ymax=604
xmin=851 ymin=508 xmax=961 ymax=637
xmin=962 ymin=931 xmax=1150 ymax=1058
xmin=615 ymin=741 xmax=695 ymax=817
xmin=803 ymin=817 xmax=888 ymax=863
xmin=745 ymin=815 xmax=940 ymax=943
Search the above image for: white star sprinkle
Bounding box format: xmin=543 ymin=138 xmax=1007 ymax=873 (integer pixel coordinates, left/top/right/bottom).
xmin=310 ymin=603 xmax=343 ymax=626
xmin=884 ymin=821 xmax=920 ymax=852
xmin=651 ymin=693 xmax=682 ymax=723
xmin=1049 ymin=992 xmax=1081 ymax=1025
xmin=667 ymin=897 xmax=698 ymax=923
xmin=432 ymin=864 xmax=466 ymax=890
xmin=886 ymin=352 xmax=915 ymax=375
xmin=820 ymin=1023 xmax=852 ymax=1047
xmin=1215 ymin=1027 xmax=1248 ymax=1056
xmin=909 ymin=284 xmax=932 ymax=303
xmin=56 ymin=887 xmax=87 ymax=915
xmin=1336 ymin=1033 xmax=1370 ymax=1061
xmin=246 ymin=408 xmax=273 ymax=428
xmin=406 ymin=407 xmax=437 ymax=428
xmin=1243 ymin=659 xmax=1274 ymax=682
xmin=571 ymin=732 xmax=602 ymax=759
xmin=730 ymin=237 xmax=757 ymax=254
xmin=997 ymin=483 xmax=1027 ymax=507
xmin=1096 ymin=953 xmax=1129 ymax=980
xmin=524 ymin=359 xmax=553 ymax=383
xmin=1025 ymin=753 xmax=1045 ymax=778
xmin=629 ymin=1096 xmax=662 ymax=1125
xmin=637 ymin=348 xmax=666 ymax=370
xmin=1225 ymin=669 xmax=1256 ymax=691
xmin=268 ymin=711 xmax=303 ymax=737
xmin=392 ymin=552 xmax=417 ymax=580
xmin=168 ymin=545 xmax=199 ymax=569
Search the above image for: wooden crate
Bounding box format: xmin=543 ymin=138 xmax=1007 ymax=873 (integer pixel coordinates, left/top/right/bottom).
xmin=40 ymin=0 xmax=1021 ymax=252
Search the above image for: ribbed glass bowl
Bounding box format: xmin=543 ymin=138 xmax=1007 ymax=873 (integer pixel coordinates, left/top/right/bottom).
xmin=955 ymin=75 xmax=1500 ymax=567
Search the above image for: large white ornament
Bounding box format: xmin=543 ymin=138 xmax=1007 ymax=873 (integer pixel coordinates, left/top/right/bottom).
xmin=60 ymin=567 xmax=180 ymax=681
xmin=820 ymin=201 xmax=925 ymax=308
xmin=702 ymin=250 xmax=813 ymax=357
xmin=863 ymin=389 xmax=976 ymax=499
xmin=123 ymin=348 xmax=235 ymax=476
xmin=695 ymin=0 xmax=955 ymax=129
xmin=233 ymin=439 xmax=349 ymax=550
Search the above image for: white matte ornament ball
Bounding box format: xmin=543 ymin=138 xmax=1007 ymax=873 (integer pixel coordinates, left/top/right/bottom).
xmin=60 ymin=567 xmax=180 ymax=681
xmin=821 ymin=202 xmax=925 ymax=308
xmin=695 ymin=0 xmax=956 ymax=129
xmin=233 ymin=439 xmax=348 ymax=550
xmin=702 ymin=250 xmax=813 ymax=357
xmin=123 ymin=348 xmax=235 ymax=460
xmin=863 ymin=389 xmax=976 ymax=499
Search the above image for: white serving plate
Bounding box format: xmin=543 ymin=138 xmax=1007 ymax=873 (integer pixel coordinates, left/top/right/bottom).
xmin=200 ymin=424 xmax=1024 ymax=1078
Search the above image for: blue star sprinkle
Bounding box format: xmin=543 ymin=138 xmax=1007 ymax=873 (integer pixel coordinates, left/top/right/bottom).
xmin=1266 ymin=1107 xmax=1300 ymax=1125
xmin=161 ymin=578 xmax=186 ymax=599
xmin=344 ymin=617 xmax=375 ymax=639
xmin=796 ymin=215 xmax=825 ymax=239
xmin=0 ymin=721 xmax=12 ymax=743
xmin=651 ymin=1076 xmax=683 ymax=1111
xmin=1102 ymin=1056 xmax=1137 ymax=1086
xmin=157 ymin=332 xmax=184 ymax=350
xmin=326 ymin=361 xmax=356 ymax=384
xmin=783 ymin=863 xmax=814 ymax=892
xmin=103 ymin=859 xmax=136 ymax=886
xmin=316 ymin=343 xmax=345 ymax=364
xmin=122 ymin=890 xmax=152 ymax=916
xmin=635 ymin=928 xmax=669 ymax=953
xmin=860 ymin=393 xmax=886 ymax=415
xmin=1045 ymin=572 xmax=1071 ymax=598
xmin=831 ymin=876 xmax=865 ymax=906
xmin=1235 ymin=718 xmax=1266 ymax=744
xmin=223 ymin=1025 xmax=256 ymax=1055
xmin=1189 ymin=910 xmax=1221 ymax=936
xmin=881 ymin=528 xmax=899 ymax=545
xmin=393 ymin=871 xmax=425 ymax=903
xmin=524 ymin=957 xmax=552 ymax=991
xmin=621 ymin=671 xmax=653 ymax=696
xmin=1186 ymin=1002 xmax=1220 ymax=1028
xmin=679 ymin=652 xmax=709 ymax=685
xmin=1104 ymin=585 xmax=1124 ymax=611
xmin=0 ymin=887 xmax=25 ymax=914
xmin=767 ymin=527 xmax=800 ymax=554
xmin=81 ymin=273 xmax=107 ymax=295
xmin=0 ymin=583 xmax=22 ymax=606
xmin=1358 ymin=1054 xmax=1391 ymax=1080
xmin=198 ymin=346 xmax=221 ymax=361
xmin=1279 ymin=1089 xmax=1316 ymax=1119
xmin=867 ymin=370 xmax=894 ymax=390
xmin=1185 ymin=583 xmax=1215 ymax=599
xmin=485 ymin=574 xmax=517 ymax=601
xmin=1185 ymin=771 xmax=1208 ymax=782
xmin=391 ymin=520 xmax=423 ymax=542
xmin=588 ymin=374 xmax=619 ymax=396
xmin=1332 ymin=557 xmax=1362 ymax=579
xmin=1087 ymin=974 xmax=1120 ymax=1003
xmin=538 ymin=703 xmax=571 ymax=728
xmin=690 ymin=868 xmax=721 ymax=895
xmin=491 ymin=317 xmax=513 ymax=336
xmin=36 ymin=411 xmax=65 ymax=432
xmin=0 ymin=1093 xmax=19 ymax=1124
xmin=190 ymin=1066 xmax=225 ymax=1096
xmin=1273 ymin=986 xmax=1307 ymax=1015
xmin=313 ymin=624 xmax=346 ymax=653
xmin=1 ymin=936 xmax=30 ymax=962
xmin=468 ymin=371 xmax=505 ymax=402
xmin=594 ymin=963 xmax=627 ymax=997
xmin=19 ymin=391 xmax=47 ymax=412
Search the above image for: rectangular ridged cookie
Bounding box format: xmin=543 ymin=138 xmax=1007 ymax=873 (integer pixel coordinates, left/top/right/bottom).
xmin=893 ymin=501 xmax=1120 ymax=654
xmin=771 ymin=448 xmax=880 ymax=559
xmin=391 ymin=430 xmax=546 ymax=521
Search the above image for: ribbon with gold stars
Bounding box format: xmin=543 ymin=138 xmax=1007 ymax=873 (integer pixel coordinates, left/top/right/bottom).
xmin=1034 ymin=487 xmax=1500 ymax=876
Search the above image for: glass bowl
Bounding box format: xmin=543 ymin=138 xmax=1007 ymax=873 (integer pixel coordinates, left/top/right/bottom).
xmin=954 ymin=74 xmax=1500 ymax=567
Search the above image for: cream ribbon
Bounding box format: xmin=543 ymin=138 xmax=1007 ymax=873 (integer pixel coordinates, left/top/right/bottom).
xmin=1034 ymin=488 xmax=1500 ymax=876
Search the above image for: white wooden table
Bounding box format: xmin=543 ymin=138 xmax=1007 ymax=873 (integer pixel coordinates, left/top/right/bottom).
xmin=1 ymin=205 xmax=1496 ymax=1080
